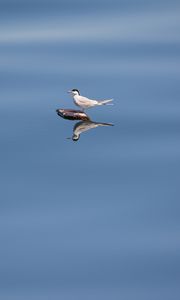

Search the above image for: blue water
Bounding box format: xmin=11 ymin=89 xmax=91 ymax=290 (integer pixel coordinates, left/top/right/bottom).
xmin=0 ymin=0 xmax=180 ymax=299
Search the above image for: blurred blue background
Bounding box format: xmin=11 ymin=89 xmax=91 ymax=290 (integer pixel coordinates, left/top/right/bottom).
xmin=0 ymin=0 xmax=180 ymax=299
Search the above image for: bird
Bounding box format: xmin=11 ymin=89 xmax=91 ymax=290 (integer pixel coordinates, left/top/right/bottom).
xmin=68 ymin=120 xmax=114 ymax=141
xmin=68 ymin=89 xmax=113 ymax=111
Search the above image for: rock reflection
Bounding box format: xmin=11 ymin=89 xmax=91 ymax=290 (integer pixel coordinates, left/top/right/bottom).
xmin=68 ymin=120 xmax=114 ymax=141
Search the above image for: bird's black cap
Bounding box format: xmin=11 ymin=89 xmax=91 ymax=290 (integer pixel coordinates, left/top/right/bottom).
xmin=72 ymin=89 xmax=80 ymax=95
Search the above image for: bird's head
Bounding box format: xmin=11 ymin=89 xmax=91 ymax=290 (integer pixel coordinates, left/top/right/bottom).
xmin=72 ymin=133 xmax=80 ymax=141
xmin=68 ymin=89 xmax=80 ymax=96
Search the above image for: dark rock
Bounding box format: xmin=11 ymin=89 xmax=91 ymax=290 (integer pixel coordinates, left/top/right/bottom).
xmin=56 ymin=109 xmax=91 ymax=121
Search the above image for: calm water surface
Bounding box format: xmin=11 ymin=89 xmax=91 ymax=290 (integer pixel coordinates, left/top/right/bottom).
xmin=0 ymin=0 xmax=180 ymax=299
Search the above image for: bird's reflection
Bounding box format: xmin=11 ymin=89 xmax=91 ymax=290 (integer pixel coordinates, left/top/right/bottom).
xmin=67 ymin=120 xmax=114 ymax=141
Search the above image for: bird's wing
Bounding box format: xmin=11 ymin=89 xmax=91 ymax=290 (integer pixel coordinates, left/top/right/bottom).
xmin=79 ymin=96 xmax=98 ymax=104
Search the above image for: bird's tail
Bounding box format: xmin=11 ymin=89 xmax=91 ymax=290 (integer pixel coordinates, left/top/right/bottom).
xmin=98 ymin=99 xmax=113 ymax=105
xmin=95 ymin=122 xmax=114 ymax=127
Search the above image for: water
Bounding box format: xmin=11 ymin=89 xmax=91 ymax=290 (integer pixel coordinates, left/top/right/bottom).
xmin=0 ymin=0 xmax=180 ymax=299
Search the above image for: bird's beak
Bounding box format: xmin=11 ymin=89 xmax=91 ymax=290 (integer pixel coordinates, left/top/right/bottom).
xmin=67 ymin=90 xmax=72 ymax=93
